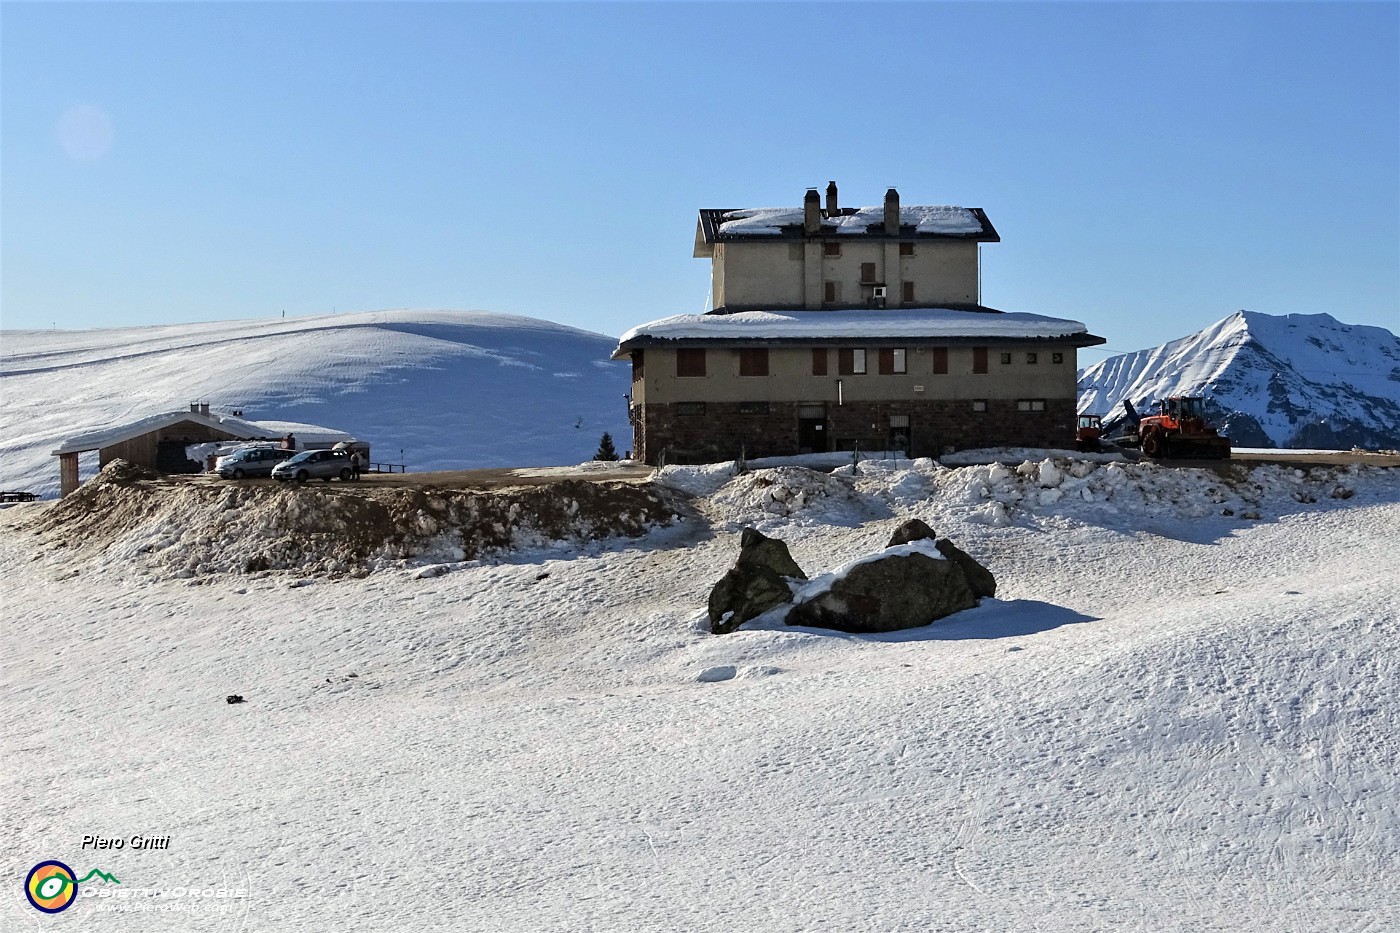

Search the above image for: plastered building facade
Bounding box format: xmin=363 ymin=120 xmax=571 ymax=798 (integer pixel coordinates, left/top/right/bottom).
xmin=615 ymin=182 xmax=1104 ymax=463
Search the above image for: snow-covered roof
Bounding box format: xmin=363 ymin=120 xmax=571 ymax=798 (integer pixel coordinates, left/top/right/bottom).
xmin=696 ymin=205 xmax=999 ymax=248
xmin=614 ymin=308 xmax=1103 ymax=357
xmin=51 ymin=409 xmax=354 ymax=455
xmin=718 ymin=205 xmax=985 ymax=237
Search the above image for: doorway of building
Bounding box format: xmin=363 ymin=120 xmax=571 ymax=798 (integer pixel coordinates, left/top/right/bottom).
xmin=888 ymin=414 xmax=911 ymax=456
xmin=798 ymin=404 xmax=828 ymax=454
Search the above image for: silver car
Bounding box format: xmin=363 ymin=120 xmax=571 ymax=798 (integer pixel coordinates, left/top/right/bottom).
xmin=217 ymin=446 xmax=296 ymax=479
xmin=272 ymin=448 xmax=354 ymax=483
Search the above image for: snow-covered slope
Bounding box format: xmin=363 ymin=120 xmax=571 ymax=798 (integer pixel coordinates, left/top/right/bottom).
xmin=0 ymin=310 xmax=631 ymax=496
xmin=1078 ymin=311 xmax=1400 ymax=448
xmin=3 ymin=455 xmax=1399 ymax=930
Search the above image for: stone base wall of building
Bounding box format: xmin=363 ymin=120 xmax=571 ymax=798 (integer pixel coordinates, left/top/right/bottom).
xmin=638 ymin=399 xmax=1075 ymax=464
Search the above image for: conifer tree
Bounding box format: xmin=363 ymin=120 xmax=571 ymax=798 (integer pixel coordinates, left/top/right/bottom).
xmin=595 ymin=432 xmax=619 ymax=461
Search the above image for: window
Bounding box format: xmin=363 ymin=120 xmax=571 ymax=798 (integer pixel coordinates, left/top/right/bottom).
xmin=901 ymin=281 xmax=915 ymax=305
xmin=811 ymin=348 xmax=828 ymax=376
xmin=1017 ymin=399 xmax=1047 ymax=412
xmin=972 ymin=347 xmax=988 ymax=374
xmin=738 ymin=401 xmax=769 ymax=415
xmin=1026 ymin=352 xmax=1038 ymax=365
xmin=823 ymin=242 xmax=841 ymax=257
xmin=823 ymin=281 xmax=839 ymax=303
xmin=1000 ymin=352 xmax=1013 ymax=365
xmin=1052 ymin=352 xmax=1064 ymax=364
xmin=738 ymin=348 xmax=769 ymax=377
xmin=676 ymin=402 xmax=706 ymax=416
xmin=676 ymin=348 xmax=706 ymax=377
xmin=838 ymin=348 xmax=867 ymax=375
xmin=899 ymin=242 xmax=914 ymax=256
xmin=860 ymin=262 xmax=877 ymax=283
xmin=972 ymin=399 xmax=988 ymax=413
xmin=878 ymin=348 xmax=907 ymax=375
xmin=631 ymin=350 xmax=644 ymax=381
xmin=932 ymin=347 xmax=948 ymax=375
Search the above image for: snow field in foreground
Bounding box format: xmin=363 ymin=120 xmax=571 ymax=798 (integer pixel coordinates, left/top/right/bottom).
xmin=2 ymin=458 xmax=1398 ymax=931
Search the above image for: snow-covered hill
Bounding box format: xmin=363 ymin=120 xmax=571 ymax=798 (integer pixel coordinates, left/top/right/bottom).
xmin=0 ymin=310 xmax=631 ymax=496
xmin=1077 ymin=311 xmax=1400 ymax=448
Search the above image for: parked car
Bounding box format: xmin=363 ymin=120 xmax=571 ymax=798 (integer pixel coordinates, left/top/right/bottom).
xmin=216 ymin=446 xmax=296 ymax=479
xmin=272 ymin=448 xmax=354 ymax=483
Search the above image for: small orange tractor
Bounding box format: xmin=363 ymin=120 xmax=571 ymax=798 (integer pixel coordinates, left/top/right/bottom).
xmin=1123 ymin=397 xmax=1231 ymax=460
xmin=1076 ymin=414 xmax=1105 ymax=452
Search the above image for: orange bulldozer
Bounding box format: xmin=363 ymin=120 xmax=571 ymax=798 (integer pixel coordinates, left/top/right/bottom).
xmin=1123 ymin=396 xmax=1231 ymax=460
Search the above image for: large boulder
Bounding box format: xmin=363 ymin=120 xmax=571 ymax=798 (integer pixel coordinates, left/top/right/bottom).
xmin=886 ymin=518 xmax=937 ymax=548
xmin=784 ymin=523 xmax=997 ymax=633
xmin=934 ymin=539 xmax=997 ymax=599
xmin=785 ymin=543 xmax=977 ymax=633
xmin=708 ymin=529 xmax=807 ymax=635
xmin=886 ymin=518 xmax=995 ymax=598
xmin=736 ymin=527 xmax=806 ymax=579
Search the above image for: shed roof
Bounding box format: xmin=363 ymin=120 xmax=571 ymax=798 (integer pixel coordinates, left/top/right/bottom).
xmin=51 ymin=410 xmax=354 ymax=456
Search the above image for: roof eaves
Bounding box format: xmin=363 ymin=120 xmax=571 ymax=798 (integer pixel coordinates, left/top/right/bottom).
xmin=616 ymin=331 xmax=1106 ymax=354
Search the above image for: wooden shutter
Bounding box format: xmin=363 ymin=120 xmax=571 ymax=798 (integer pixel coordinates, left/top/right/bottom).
xmin=972 ymin=347 xmax=988 ymax=374
xmin=739 ymin=349 xmax=768 ymax=377
xmin=677 ymin=348 xmax=706 ymax=377
xmin=878 ymin=349 xmax=894 ymax=375
xmin=902 ymin=281 xmax=915 ymax=304
xmin=932 ymin=348 xmax=948 ymax=375
xmin=860 ymin=262 xmax=877 ymax=283
xmin=812 ymin=348 xmax=828 ymax=376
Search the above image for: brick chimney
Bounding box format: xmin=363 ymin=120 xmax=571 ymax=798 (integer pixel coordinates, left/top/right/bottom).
xmin=884 ymin=187 xmax=900 ymax=234
xmin=825 ymin=180 xmax=838 ymax=215
xmin=803 ymin=188 xmax=821 ymax=234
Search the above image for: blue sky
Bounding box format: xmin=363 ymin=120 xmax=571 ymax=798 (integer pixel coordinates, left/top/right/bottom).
xmin=3 ymin=2 xmax=1396 ymax=358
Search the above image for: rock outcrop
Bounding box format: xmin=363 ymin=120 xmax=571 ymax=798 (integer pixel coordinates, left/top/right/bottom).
xmin=708 ymin=528 xmax=807 ymax=634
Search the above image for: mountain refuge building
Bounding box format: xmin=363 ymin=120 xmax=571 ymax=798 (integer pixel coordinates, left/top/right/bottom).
xmin=613 ymin=182 xmax=1105 ymax=463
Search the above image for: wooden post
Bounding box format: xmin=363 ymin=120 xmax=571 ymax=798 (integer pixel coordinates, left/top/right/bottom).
xmin=59 ymin=452 xmax=80 ymax=497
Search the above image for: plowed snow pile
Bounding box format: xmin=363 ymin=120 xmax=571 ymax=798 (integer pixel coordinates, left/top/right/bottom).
xmin=660 ymin=453 xmax=1375 ymax=533
xmin=29 ymin=460 xmax=679 ymax=577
